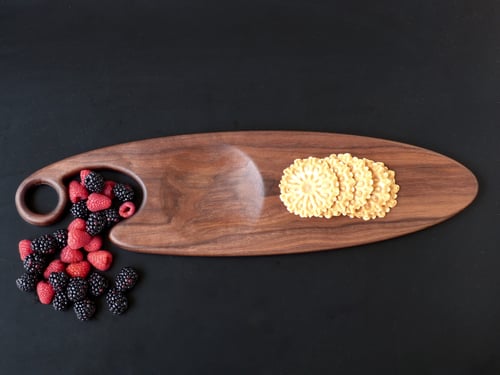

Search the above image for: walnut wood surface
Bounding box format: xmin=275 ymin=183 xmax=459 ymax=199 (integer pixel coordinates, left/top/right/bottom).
xmin=15 ymin=131 xmax=478 ymax=256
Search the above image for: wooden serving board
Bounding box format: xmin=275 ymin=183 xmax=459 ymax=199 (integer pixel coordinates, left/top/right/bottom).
xmin=15 ymin=131 xmax=478 ymax=256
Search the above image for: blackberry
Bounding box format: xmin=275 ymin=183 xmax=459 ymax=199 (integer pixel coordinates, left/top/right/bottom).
xmin=105 ymin=288 xmax=128 ymax=315
xmin=23 ymin=253 xmax=48 ymax=275
xmin=66 ymin=277 xmax=88 ymax=302
xmin=52 ymin=292 xmax=70 ymax=311
xmin=88 ymin=272 xmax=109 ymax=297
xmin=73 ymin=299 xmax=96 ymax=321
xmin=31 ymin=234 xmax=57 ymax=255
xmin=52 ymin=229 xmax=68 ymax=249
xmin=70 ymin=200 xmax=90 ymax=220
xmin=103 ymin=208 xmax=121 ymax=228
xmin=115 ymin=266 xmax=139 ymax=292
xmin=86 ymin=212 xmax=106 ymax=236
xmin=84 ymin=171 xmax=104 ymax=193
xmin=16 ymin=272 xmax=39 ymax=292
xmin=112 ymin=183 xmax=135 ymax=203
xmin=48 ymin=271 xmax=69 ymax=293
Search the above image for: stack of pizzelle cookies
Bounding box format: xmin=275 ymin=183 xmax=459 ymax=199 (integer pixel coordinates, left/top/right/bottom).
xmin=279 ymin=153 xmax=399 ymax=220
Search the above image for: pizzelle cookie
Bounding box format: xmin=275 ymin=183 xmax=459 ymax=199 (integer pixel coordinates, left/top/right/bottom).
xmin=385 ymin=169 xmax=400 ymax=211
xmin=352 ymin=159 xmax=394 ymax=220
xmin=336 ymin=153 xmax=374 ymax=217
xmin=321 ymin=154 xmax=355 ymax=218
xmin=279 ymin=157 xmax=340 ymax=218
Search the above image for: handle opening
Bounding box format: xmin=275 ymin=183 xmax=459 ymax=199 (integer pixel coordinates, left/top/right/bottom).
xmin=15 ymin=177 xmax=68 ymax=226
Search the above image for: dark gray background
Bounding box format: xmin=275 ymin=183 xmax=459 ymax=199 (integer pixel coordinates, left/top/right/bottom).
xmin=1 ymin=1 xmax=499 ymax=374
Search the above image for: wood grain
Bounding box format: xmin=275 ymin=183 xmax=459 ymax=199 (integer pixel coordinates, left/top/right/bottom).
xmin=15 ymin=131 xmax=478 ymax=256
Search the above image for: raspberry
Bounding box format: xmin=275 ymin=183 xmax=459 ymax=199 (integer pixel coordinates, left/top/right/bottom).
xmin=70 ymin=200 xmax=90 ymax=220
xmin=43 ymin=259 xmax=66 ymax=279
xmin=36 ymin=280 xmax=55 ymax=304
xmin=105 ymin=288 xmax=128 ymax=315
xmin=88 ymin=272 xmax=109 ymax=297
xmin=86 ymin=212 xmax=106 ymax=236
xmin=74 ymin=299 xmax=96 ymax=321
xmin=52 ymin=229 xmax=68 ymax=250
xmin=67 ymin=218 xmax=86 ymax=232
xmin=83 ymin=235 xmax=102 ymax=252
xmin=60 ymin=246 xmax=84 ymax=264
xmin=102 ymin=181 xmax=116 ymax=198
xmin=87 ymin=250 xmax=113 ymax=271
xmin=23 ymin=253 xmax=47 ymax=275
xmin=118 ymin=202 xmax=136 ymax=218
xmin=69 ymin=180 xmax=89 ymax=203
xmin=113 ymin=183 xmax=135 ymax=203
xmin=66 ymin=261 xmax=91 ymax=278
xmin=103 ymin=208 xmax=121 ymax=228
xmin=67 ymin=229 xmax=92 ymax=249
xmin=80 ymin=169 xmax=92 ymax=184
xmin=115 ymin=266 xmax=139 ymax=292
xmin=31 ymin=234 xmax=57 ymax=255
xmin=16 ymin=272 xmax=39 ymax=292
xmin=84 ymin=171 xmax=105 ymax=193
xmin=18 ymin=239 xmax=33 ymax=261
xmin=52 ymin=292 xmax=70 ymax=311
xmin=66 ymin=277 xmax=88 ymax=302
xmin=48 ymin=271 xmax=69 ymax=293
xmin=86 ymin=193 xmax=112 ymax=212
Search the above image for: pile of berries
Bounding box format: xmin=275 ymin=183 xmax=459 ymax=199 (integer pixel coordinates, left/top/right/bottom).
xmin=15 ymin=169 xmax=140 ymax=321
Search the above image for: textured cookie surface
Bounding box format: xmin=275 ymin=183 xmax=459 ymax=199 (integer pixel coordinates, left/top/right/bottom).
xmin=279 ymin=157 xmax=340 ymax=218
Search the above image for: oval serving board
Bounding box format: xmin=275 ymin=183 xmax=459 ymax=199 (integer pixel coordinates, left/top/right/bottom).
xmin=15 ymin=131 xmax=478 ymax=256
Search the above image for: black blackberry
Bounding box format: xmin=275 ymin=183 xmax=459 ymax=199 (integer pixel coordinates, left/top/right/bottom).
xmin=112 ymin=183 xmax=135 ymax=203
xmin=52 ymin=292 xmax=70 ymax=311
xmin=105 ymin=288 xmax=128 ymax=315
xmin=88 ymin=272 xmax=109 ymax=297
xmin=86 ymin=212 xmax=106 ymax=236
xmin=73 ymin=299 xmax=96 ymax=321
xmin=84 ymin=171 xmax=104 ymax=193
xmin=115 ymin=266 xmax=139 ymax=292
xmin=70 ymin=200 xmax=90 ymax=220
xmin=66 ymin=277 xmax=88 ymax=302
xmin=52 ymin=229 xmax=68 ymax=249
xmin=23 ymin=253 xmax=48 ymax=275
xmin=48 ymin=271 xmax=69 ymax=293
xmin=31 ymin=234 xmax=57 ymax=255
xmin=103 ymin=208 xmax=121 ymax=228
xmin=16 ymin=272 xmax=39 ymax=292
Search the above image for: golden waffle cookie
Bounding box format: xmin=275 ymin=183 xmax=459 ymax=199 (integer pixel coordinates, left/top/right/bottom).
xmin=384 ymin=169 xmax=400 ymax=211
xmin=352 ymin=159 xmax=394 ymax=220
xmin=279 ymin=157 xmax=340 ymax=218
xmin=336 ymin=153 xmax=374 ymax=216
xmin=321 ymin=154 xmax=355 ymax=217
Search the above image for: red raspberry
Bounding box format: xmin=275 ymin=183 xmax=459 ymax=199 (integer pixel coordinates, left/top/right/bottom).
xmin=87 ymin=250 xmax=113 ymax=271
xmin=43 ymin=259 xmax=66 ymax=279
xmin=67 ymin=229 xmax=92 ymax=249
xmin=36 ymin=281 xmax=55 ymax=304
xmin=60 ymin=246 xmax=84 ymax=263
xmin=66 ymin=261 xmax=91 ymax=278
xmin=84 ymin=235 xmax=102 ymax=252
xmin=18 ymin=239 xmax=33 ymax=261
xmin=102 ymin=181 xmax=116 ymax=199
xmin=68 ymin=180 xmax=89 ymax=203
xmin=67 ymin=218 xmax=86 ymax=232
xmin=80 ymin=169 xmax=92 ymax=184
xmin=86 ymin=193 xmax=112 ymax=212
xmin=119 ymin=201 xmax=136 ymax=218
